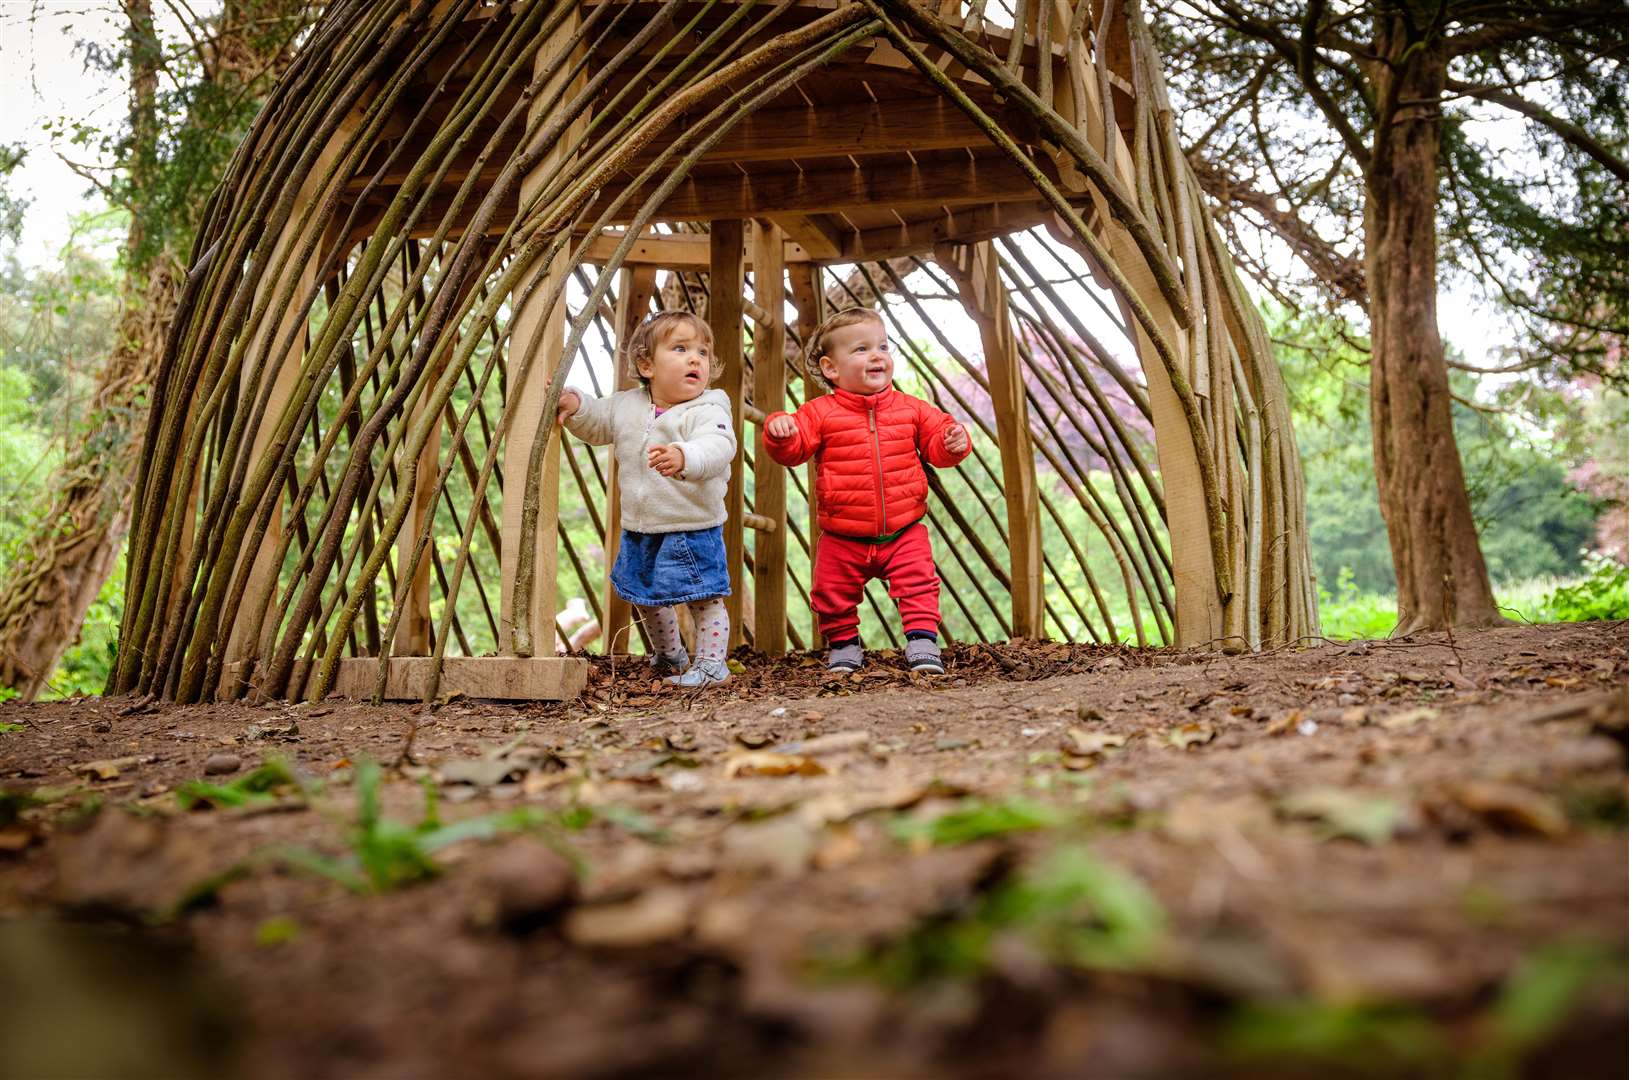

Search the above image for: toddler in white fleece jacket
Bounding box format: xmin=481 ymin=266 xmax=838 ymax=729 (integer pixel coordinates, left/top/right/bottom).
xmin=558 ymin=311 xmax=736 ymax=687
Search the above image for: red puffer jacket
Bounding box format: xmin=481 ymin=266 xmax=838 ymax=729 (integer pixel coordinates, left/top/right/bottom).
xmin=762 ymin=385 xmax=969 ymax=539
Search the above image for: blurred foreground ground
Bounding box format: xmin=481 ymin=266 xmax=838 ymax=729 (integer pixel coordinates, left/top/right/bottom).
xmin=2 ymin=622 xmax=1626 ymax=1078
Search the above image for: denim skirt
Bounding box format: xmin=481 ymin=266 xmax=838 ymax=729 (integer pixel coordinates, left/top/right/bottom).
xmin=610 ymin=526 xmax=731 ymax=608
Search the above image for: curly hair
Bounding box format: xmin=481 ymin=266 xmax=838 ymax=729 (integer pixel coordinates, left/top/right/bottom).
xmin=623 ymin=310 xmax=718 ymax=386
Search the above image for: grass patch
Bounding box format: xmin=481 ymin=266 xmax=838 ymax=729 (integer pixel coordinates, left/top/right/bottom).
xmin=175 ymin=757 xmax=308 ymax=811
xmin=1225 ymin=941 xmax=1627 ymax=1075
xmin=1318 ymin=564 xmax=1629 ymax=640
xmin=814 ymin=845 xmax=1165 ymax=989
xmin=273 ymin=760 xmax=559 ymax=894
xmin=889 ymin=797 xmax=1062 ymax=847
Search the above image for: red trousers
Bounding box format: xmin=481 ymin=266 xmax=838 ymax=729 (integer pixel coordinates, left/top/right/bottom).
xmin=811 ymin=522 xmax=942 ymax=641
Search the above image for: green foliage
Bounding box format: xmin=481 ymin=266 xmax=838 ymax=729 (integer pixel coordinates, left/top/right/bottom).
xmin=1317 ymin=568 xmax=1400 ymax=640
xmin=1225 ymin=1000 xmax=1447 ymax=1068
xmin=1540 ymin=555 xmax=1629 ymax=622
xmin=1226 ymin=942 xmax=1626 ymax=1076
xmin=0 ymin=722 xmax=25 ymax=734
xmin=1274 ymin=306 xmax=1612 ymax=607
xmin=254 ymin=915 xmax=302 ymax=948
xmin=816 ymin=845 xmax=1166 ymax=989
xmin=889 ymin=797 xmax=1062 ymax=847
xmin=1476 ymin=943 xmax=1620 ymax=1068
xmin=277 ymin=760 xmax=565 ymax=895
xmin=174 ymin=756 xmax=307 ymax=811
xmin=45 ymin=559 xmax=124 ymax=699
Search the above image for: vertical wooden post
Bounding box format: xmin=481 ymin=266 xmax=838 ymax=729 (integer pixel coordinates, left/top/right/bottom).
xmin=937 ymin=240 xmax=1044 ymax=638
xmin=499 ymin=17 xmax=584 ymax=656
xmin=750 ymin=220 xmax=788 ymax=655
xmin=788 ymin=263 xmax=826 ymax=650
xmin=394 ymin=336 xmax=448 ymax=656
xmin=602 ymin=264 xmax=658 ymax=654
xmin=710 ymin=220 xmax=746 ymax=650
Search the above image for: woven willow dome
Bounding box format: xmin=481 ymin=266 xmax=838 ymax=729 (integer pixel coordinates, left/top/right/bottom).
xmin=114 ymin=0 xmax=1318 ymax=704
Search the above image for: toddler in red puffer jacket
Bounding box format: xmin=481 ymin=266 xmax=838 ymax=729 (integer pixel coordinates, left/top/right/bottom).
xmin=762 ymin=307 xmax=971 ymax=674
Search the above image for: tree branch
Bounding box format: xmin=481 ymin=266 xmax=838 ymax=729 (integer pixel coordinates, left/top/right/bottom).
xmin=1447 ymin=78 xmax=1629 ymax=184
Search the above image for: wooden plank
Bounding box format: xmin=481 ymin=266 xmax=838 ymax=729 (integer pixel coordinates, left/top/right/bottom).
xmin=575 ymin=231 xmax=810 ymax=269
xmin=331 ymin=656 xmax=588 ymax=701
xmin=710 ymin=220 xmax=747 ymax=651
xmin=936 ymin=239 xmax=1043 ymax=638
xmin=750 ymin=220 xmax=788 ymax=656
xmin=787 ymin=262 xmax=826 ymax=650
xmin=394 ymin=340 xmax=447 ymax=656
xmin=589 ymin=155 xmax=1057 ymax=223
xmin=770 ymin=215 xmax=844 ymax=261
xmin=842 ymin=203 xmax=1054 ymax=262
xmin=498 ymin=14 xmax=583 ymax=656
xmin=602 ymin=264 xmax=658 ymax=655
xmin=622 ymin=98 xmax=990 ymax=169
xmin=354 ymin=98 xmax=995 ymax=196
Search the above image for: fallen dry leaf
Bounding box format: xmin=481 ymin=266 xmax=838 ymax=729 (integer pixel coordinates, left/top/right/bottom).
xmin=1167 ymin=722 xmax=1215 ymax=750
xmin=723 ymin=750 xmax=827 ymax=778
xmin=1064 ymin=728 xmax=1127 ymax=756
xmin=1380 ymin=706 xmax=1439 ymax=732
xmin=71 ymin=755 xmax=152 ymax=781
xmin=1453 ymin=780 xmax=1568 ymax=839
xmin=1279 ymin=787 xmax=1411 ymax=845
xmin=563 ymin=887 xmax=690 ymax=947
xmin=771 ymin=730 xmax=869 ymax=756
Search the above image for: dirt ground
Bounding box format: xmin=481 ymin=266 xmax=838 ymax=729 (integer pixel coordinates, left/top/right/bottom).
xmin=2 ymin=621 xmax=1627 ymax=1079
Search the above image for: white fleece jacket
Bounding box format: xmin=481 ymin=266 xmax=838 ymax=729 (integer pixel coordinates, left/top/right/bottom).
xmin=564 ymin=386 xmax=736 ymax=534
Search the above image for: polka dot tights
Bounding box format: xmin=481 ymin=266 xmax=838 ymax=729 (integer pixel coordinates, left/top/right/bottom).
xmin=636 ymin=597 xmax=729 ymax=663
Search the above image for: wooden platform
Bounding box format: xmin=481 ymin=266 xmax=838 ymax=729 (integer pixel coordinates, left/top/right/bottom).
xmin=331 ymin=657 xmax=588 ymax=701
xmin=226 ymin=657 xmax=589 ymax=702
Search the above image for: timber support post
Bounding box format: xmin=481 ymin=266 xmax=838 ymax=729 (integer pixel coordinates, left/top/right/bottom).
xmin=788 ymin=263 xmax=825 ymax=650
xmin=603 ymin=264 xmax=658 ymax=655
xmin=937 ymin=240 xmax=1043 ymax=638
xmin=751 ymin=219 xmax=788 ymax=655
xmin=710 ymin=219 xmax=747 ymax=652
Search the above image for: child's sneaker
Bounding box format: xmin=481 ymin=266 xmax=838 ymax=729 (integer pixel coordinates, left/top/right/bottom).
xmin=648 ymin=649 xmax=689 ymax=676
xmin=826 ymin=641 xmax=863 ymax=672
xmin=905 ymin=637 xmax=944 ymax=675
xmin=666 ymin=657 xmax=730 ymax=687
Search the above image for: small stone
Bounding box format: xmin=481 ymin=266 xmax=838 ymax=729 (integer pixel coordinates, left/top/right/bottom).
xmin=564 ymin=887 xmax=690 ymax=947
xmin=90 ymin=721 xmax=112 ymax=734
xmin=202 ymin=753 xmax=242 ymax=776
xmin=469 ymin=842 xmax=578 ymax=931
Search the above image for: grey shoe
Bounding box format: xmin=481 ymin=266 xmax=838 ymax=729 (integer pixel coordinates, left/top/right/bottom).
xmin=826 ymin=641 xmax=864 ymax=672
xmin=905 ymin=637 xmax=944 ymax=674
xmin=649 ymin=649 xmax=689 ymax=675
xmin=666 ymin=657 xmax=730 ymax=687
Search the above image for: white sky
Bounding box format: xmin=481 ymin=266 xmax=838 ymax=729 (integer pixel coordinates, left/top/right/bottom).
xmin=0 ymin=3 xmax=1516 ymax=371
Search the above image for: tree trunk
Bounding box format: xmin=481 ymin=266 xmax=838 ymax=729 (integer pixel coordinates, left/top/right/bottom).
xmin=1364 ymin=23 xmax=1503 ymax=635
xmin=0 ymin=0 xmax=306 ymax=699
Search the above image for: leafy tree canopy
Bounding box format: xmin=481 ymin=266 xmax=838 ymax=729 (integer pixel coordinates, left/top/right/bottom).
xmin=1151 ymin=0 xmax=1628 ymax=381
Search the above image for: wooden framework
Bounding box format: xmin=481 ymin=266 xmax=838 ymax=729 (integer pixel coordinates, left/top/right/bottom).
xmin=115 ymin=0 xmax=1318 ymax=704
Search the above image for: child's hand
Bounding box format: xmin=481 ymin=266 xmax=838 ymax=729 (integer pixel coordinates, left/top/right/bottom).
xmin=943 ymin=422 xmax=969 ymax=455
xmin=648 ymin=443 xmax=685 ymax=477
xmin=557 ymin=389 xmax=581 ymax=424
xmin=765 ymin=414 xmax=798 ymax=439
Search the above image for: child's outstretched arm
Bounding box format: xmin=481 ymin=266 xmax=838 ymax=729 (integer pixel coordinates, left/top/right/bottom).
xmin=761 ymin=404 xmax=821 ymax=466
xmin=915 ymin=401 xmax=972 ymax=468
xmin=668 ymin=398 xmax=737 ymax=479
xmin=560 ymin=388 xmax=615 ymax=445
